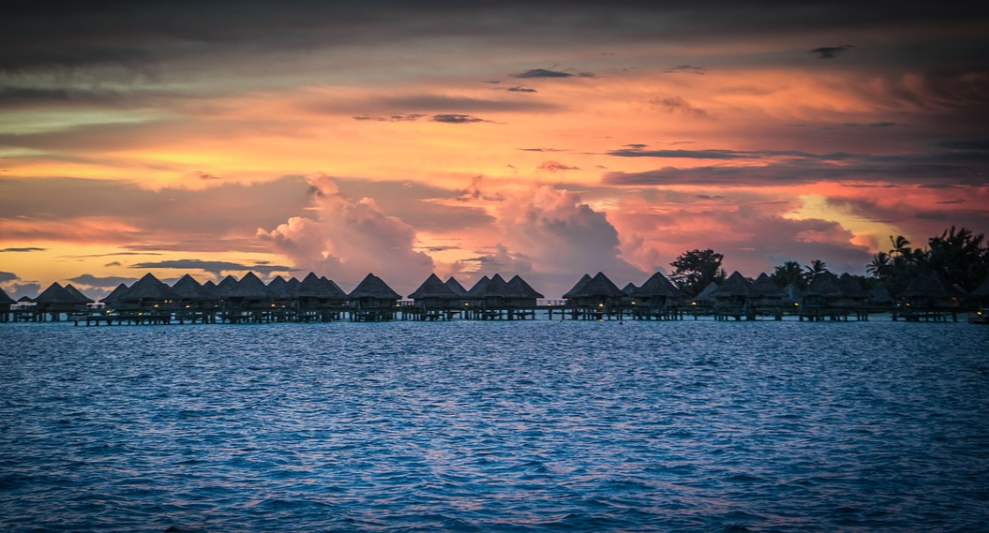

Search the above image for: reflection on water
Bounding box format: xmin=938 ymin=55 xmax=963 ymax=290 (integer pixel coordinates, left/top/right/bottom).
xmin=1 ymin=320 xmax=988 ymax=531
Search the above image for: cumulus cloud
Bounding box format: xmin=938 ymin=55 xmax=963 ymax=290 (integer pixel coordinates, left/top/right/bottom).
xmin=486 ymin=185 xmax=645 ymax=297
xmin=0 ymin=271 xmax=18 ymax=283
xmin=258 ymin=175 xmax=434 ymax=291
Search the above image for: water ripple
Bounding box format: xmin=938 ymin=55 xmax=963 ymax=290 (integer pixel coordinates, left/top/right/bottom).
xmin=1 ymin=320 xmax=988 ymax=531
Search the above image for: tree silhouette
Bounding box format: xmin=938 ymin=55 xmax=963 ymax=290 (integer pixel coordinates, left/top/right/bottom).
xmin=670 ymin=249 xmax=726 ymax=297
xmin=771 ymin=260 xmax=807 ymax=289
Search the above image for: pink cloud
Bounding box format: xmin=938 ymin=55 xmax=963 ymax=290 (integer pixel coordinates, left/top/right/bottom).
xmin=258 ymin=175 xmax=434 ymax=291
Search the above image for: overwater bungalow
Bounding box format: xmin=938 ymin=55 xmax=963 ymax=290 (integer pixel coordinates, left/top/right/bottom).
xmin=171 ymin=274 xmax=209 ymax=307
xmin=30 ymin=282 xmax=92 ymax=321
xmin=629 ymin=272 xmax=682 ymax=320
xmin=120 ymin=273 xmax=179 ymax=310
xmin=750 ymin=273 xmax=784 ymax=312
xmin=168 ymin=274 xmax=216 ymax=323
xmin=266 ymin=275 xmax=293 ymax=302
xmin=445 ymin=277 xmax=468 ymax=297
xmin=349 ymin=273 xmax=401 ymax=321
xmin=801 ymin=272 xmax=846 ymax=320
xmin=782 ymin=283 xmax=803 ymax=309
xmin=218 ymin=272 xmax=278 ymax=323
xmin=710 ymin=272 xmax=756 ymax=320
xmin=867 ymin=285 xmax=895 ymax=311
xmin=64 ymin=284 xmax=94 ymax=308
xmin=971 ymin=276 xmax=989 ymax=324
xmin=505 ymin=275 xmax=543 ymax=308
xmin=293 ymin=272 xmax=348 ymax=322
xmin=0 ymin=287 xmax=15 ymax=322
xmin=100 ymin=283 xmax=131 ymax=309
xmin=689 ymin=281 xmax=719 ymax=313
xmin=899 ymin=271 xmax=964 ymax=321
xmin=408 ymin=273 xmax=461 ymax=320
xmin=563 ymin=272 xmax=626 ymax=320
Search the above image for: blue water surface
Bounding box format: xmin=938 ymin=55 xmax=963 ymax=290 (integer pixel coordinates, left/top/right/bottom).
xmin=1 ymin=320 xmax=988 ymax=532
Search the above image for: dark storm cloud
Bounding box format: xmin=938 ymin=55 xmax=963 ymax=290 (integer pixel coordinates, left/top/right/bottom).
xmin=381 ymin=95 xmax=556 ymax=113
xmin=513 ymin=69 xmax=574 ymax=78
xmin=810 ymin=45 xmax=855 ymax=59
xmin=607 ymin=148 xmax=751 ymax=160
xmin=842 ymin=122 xmax=906 ymax=128
xmin=352 ymin=113 xmax=426 ymax=122
xmin=2 ymin=2 xmax=980 ymax=79
xmin=603 ymin=148 xmax=989 ymax=186
xmin=662 ymin=65 xmax=706 ymax=74
xmin=431 ymin=114 xmax=486 ymax=124
xmin=130 ymin=259 xmax=292 ymax=276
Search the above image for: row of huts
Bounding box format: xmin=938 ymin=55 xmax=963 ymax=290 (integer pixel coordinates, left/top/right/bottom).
xmin=2 ymin=268 xmax=987 ymax=324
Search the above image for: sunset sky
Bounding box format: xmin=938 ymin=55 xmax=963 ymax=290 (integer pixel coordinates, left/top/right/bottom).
xmin=2 ymin=2 xmax=987 ymax=299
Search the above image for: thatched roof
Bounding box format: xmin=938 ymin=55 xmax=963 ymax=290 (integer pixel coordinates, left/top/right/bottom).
xmin=101 ymin=283 xmax=131 ymax=305
xmin=632 ymin=272 xmax=681 ymax=299
xmin=409 ymin=273 xmax=459 ymax=300
xmin=868 ymin=285 xmax=894 ymax=304
xmin=622 ymin=283 xmax=638 ymax=296
xmin=286 ymin=277 xmax=302 ymax=294
xmin=171 ymin=274 xmax=208 ymax=301
xmin=971 ymin=276 xmax=989 ymax=298
xmin=466 ymin=275 xmax=492 ymax=298
xmin=444 ymin=277 xmax=467 ymax=296
xmin=900 ymin=271 xmax=956 ymax=299
xmin=710 ymin=271 xmax=755 ymax=298
xmin=562 ymin=274 xmax=592 ymax=299
xmin=201 ymin=280 xmax=218 ymax=299
xmin=838 ymin=273 xmax=869 ymax=299
xmin=265 ymin=275 xmax=293 ymax=299
xmin=693 ymin=281 xmax=719 ymax=303
xmin=782 ymin=283 xmax=803 ymax=304
xmin=751 ymin=273 xmax=783 ymax=298
xmin=64 ymin=284 xmax=94 ymax=304
xmin=320 ymin=276 xmax=348 ymax=299
xmin=482 ymin=274 xmax=512 ymax=298
xmin=573 ymin=272 xmax=625 ymax=299
xmin=224 ymin=272 xmax=272 ymax=300
xmin=295 ymin=273 xmax=325 ymax=298
xmin=506 ymin=275 xmax=544 ymax=299
xmin=214 ymin=275 xmax=240 ymax=299
xmin=349 ymin=273 xmax=401 ymax=300
xmin=121 ymin=273 xmax=178 ymax=302
xmin=33 ymin=282 xmax=83 ymax=305
xmin=803 ymin=272 xmax=843 ymax=298
xmin=0 ymin=287 xmax=16 ymax=306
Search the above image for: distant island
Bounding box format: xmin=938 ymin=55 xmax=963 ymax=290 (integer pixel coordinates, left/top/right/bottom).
xmin=3 ymin=227 xmax=987 ymax=325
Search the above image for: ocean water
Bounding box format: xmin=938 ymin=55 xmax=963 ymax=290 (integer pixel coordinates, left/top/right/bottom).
xmin=1 ymin=319 xmax=987 ymax=532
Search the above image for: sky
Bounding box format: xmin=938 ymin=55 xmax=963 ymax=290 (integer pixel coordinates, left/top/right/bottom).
xmin=1 ymin=1 xmax=987 ymax=300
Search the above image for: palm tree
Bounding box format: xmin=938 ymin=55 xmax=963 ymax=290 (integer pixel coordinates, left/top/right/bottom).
xmin=867 ymin=251 xmax=890 ymax=279
xmin=805 ymin=259 xmax=828 ymax=282
xmin=889 ymin=235 xmax=912 ymax=257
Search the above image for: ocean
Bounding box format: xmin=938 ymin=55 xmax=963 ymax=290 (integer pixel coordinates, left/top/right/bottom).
xmin=1 ymin=319 xmax=987 ymax=532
